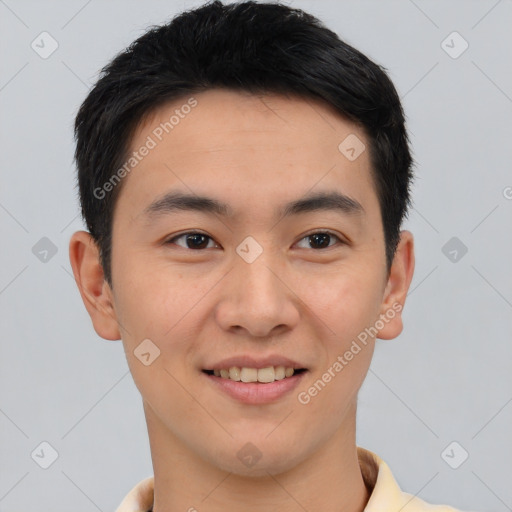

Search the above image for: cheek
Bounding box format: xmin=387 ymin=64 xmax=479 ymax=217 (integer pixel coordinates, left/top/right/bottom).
xmin=113 ymin=257 xmax=211 ymax=386
xmin=304 ymin=268 xmax=382 ymax=343
xmin=297 ymin=270 xmax=380 ymax=409
xmin=112 ymin=254 xmax=189 ymax=336
xmin=113 ymin=266 xmax=197 ymax=407
xmin=301 ymin=329 xmax=375 ymax=420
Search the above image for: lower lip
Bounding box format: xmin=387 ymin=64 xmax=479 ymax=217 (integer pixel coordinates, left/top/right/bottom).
xmin=202 ymin=371 xmax=308 ymax=405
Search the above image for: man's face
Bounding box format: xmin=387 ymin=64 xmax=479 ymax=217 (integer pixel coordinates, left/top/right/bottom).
xmin=105 ymin=89 xmax=401 ymax=475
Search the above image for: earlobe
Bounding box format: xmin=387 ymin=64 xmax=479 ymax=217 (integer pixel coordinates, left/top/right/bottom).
xmin=68 ymin=230 xmax=121 ymax=341
xmin=375 ymin=230 xmax=415 ymax=340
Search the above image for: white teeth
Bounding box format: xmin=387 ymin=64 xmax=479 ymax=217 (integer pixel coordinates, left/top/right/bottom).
xmin=241 ymin=367 xmax=258 ymax=382
xmin=275 ymin=366 xmax=286 ymax=380
xmin=211 ymin=365 xmax=299 ymax=383
xmin=229 ymin=367 xmax=241 ymax=381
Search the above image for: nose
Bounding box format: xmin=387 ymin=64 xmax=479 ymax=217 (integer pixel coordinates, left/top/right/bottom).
xmin=214 ymin=248 xmax=300 ymax=338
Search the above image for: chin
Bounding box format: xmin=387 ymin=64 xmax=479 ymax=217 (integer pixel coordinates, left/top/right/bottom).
xmin=204 ymin=438 xmax=305 ymax=477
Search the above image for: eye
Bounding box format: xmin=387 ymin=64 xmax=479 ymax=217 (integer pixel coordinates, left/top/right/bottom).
xmin=165 ymin=232 xmax=219 ymax=250
xmin=295 ymin=230 xmax=345 ymax=250
xmin=164 ymin=230 xmax=345 ymax=251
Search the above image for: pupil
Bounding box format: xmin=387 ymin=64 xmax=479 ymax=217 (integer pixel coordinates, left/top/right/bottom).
xmin=310 ymin=233 xmax=330 ymax=249
xmin=187 ymin=234 xmax=208 ymax=249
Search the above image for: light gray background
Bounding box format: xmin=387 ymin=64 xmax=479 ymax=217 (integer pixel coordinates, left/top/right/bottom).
xmin=1 ymin=0 xmax=511 ymax=511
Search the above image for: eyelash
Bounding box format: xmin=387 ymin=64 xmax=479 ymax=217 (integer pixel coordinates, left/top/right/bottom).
xmin=164 ymin=230 xmax=346 ymax=250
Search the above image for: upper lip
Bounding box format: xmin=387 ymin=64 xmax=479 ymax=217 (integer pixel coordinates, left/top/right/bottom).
xmin=204 ymin=355 xmax=307 ymax=370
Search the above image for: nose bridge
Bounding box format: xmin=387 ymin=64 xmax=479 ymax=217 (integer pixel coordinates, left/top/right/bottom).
xmin=239 ymin=251 xmax=279 ymax=299
xmin=235 ymin=240 xmax=282 ymax=310
xmin=215 ymin=238 xmax=299 ymax=336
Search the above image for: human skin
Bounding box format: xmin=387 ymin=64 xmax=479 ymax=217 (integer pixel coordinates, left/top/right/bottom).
xmin=69 ymin=88 xmax=415 ymax=512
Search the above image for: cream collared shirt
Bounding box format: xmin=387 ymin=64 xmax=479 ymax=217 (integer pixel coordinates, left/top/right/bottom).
xmin=115 ymin=446 xmax=465 ymax=512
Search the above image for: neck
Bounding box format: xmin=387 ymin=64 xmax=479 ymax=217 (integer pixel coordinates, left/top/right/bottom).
xmin=145 ymin=400 xmax=371 ymax=512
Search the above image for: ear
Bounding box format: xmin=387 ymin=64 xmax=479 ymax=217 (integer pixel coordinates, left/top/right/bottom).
xmin=375 ymin=230 xmax=415 ymax=340
xmin=68 ymin=230 xmax=121 ymax=341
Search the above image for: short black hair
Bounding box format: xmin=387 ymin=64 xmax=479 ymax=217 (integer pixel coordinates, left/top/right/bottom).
xmin=74 ymin=0 xmax=414 ymax=286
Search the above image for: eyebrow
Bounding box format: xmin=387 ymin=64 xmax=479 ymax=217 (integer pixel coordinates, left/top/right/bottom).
xmin=142 ymin=190 xmax=365 ymax=221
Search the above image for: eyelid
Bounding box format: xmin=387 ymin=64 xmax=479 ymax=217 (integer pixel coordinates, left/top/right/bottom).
xmin=164 ymin=231 xmax=220 ymax=249
xmin=300 ymin=228 xmax=345 ymax=240
xmin=295 ymin=229 xmax=347 ymax=248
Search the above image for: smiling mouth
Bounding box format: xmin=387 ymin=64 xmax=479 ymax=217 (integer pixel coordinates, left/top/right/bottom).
xmin=202 ymin=367 xmax=307 ymax=383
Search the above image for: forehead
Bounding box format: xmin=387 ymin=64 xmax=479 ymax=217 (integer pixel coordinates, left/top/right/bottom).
xmin=137 ymin=88 xmax=364 ymax=155
xmin=117 ymin=88 xmax=378 ymax=224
